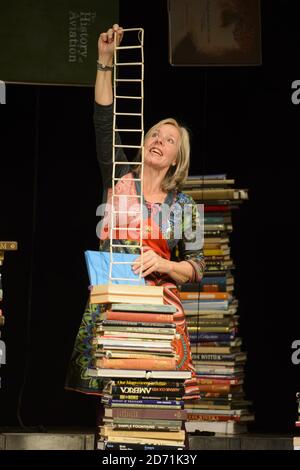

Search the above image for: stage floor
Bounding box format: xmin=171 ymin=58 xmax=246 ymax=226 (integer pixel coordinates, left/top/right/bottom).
xmin=0 ymin=429 xmax=295 ymax=450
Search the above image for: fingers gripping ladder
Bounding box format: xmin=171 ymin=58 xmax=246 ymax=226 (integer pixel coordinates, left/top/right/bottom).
xmin=109 ymin=28 xmax=144 ymax=283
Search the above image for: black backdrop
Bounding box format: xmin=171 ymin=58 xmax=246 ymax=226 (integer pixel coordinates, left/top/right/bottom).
xmin=1 ymin=0 xmax=300 ymax=433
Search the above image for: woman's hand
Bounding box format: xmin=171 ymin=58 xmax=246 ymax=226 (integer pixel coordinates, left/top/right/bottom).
xmin=98 ymin=24 xmax=123 ymax=64
xmin=132 ymin=249 xmax=172 ymax=278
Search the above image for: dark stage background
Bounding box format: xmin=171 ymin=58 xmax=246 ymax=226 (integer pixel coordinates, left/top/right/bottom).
xmin=1 ymin=0 xmax=300 ymax=433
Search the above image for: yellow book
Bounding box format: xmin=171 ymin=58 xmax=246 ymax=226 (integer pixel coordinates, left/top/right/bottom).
xmin=90 ymin=284 xmax=164 ymax=305
xmin=101 ymin=427 xmax=185 ymax=441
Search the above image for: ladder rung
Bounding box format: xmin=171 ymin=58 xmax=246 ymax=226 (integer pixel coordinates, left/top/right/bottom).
xmin=112 ymin=210 xmax=142 ymax=214
xmin=115 ymin=129 xmax=143 ymax=132
xmin=115 ymin=112 xmax=142 ymax=116
xmin=115 ymin=45 xmax=143 ymax=50
xmin=114 ymin=144 xmax=142 ymax=149
xmin=112 ymin=161 xmax=142 ymax=165
xmin=120 ymin=28 xmax=144 ymax=32
xmin=111 ymin=261 xmax=136 ymax=264
xmin=113 ymin=178 xmax=142 ymax=182
xmin=110 ymin=243 xmax=142 ymax=250
xmin=112 ymin=194 xmax=142 ymax=198
xmin=115 ymin=62 xmax=143 ymax=66
xmin=112 ymin=227 xmax=141 ymax=231
xmin=115 ymin=95 xmax=142 ymax=100
xmin=115 ymin=79 xmax=142 ymax=82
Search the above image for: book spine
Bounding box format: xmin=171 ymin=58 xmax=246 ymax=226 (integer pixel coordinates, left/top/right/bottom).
xmin=190 ymin=333 xmax=235 ymax=341
xmin=112 ymin=386 xmax=184 ymax=395
xmin=112 ymin=380 xmax=184 ymax=387
xmin=110 ymin=399 xmax=183 ymax=406
xmin=104 ymin=442 xmax=184 ymax=450
xmin=105 ymin=311 xmax=173 ymax=323
xmin=187 ymin=414 xmax=241 ymax=422
xmin=179 ymin=292 xmax=229 ymax=300
xmin=185 ymin=189 xmax=235 ymax=200
xmin=111 ymin=423 xmax=181 ymax=432
xmin=189 ymin=384 xmax=233 ymax=392
xmin=111 ymin=408 xmax=187 ymax=420
xmin=96 ymin=357 xmax=176 ymax=370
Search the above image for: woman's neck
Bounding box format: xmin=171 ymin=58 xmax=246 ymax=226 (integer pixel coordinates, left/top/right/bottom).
xmin=142 ymin=165 xmax=167 ymax=196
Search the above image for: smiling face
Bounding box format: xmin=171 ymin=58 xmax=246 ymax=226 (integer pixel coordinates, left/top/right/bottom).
xmin=144 ymin=123 xmax=181 ymax=171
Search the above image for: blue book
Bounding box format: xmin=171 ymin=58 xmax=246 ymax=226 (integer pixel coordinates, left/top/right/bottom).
xmin=84 ymin=251 xmax=145 ymax=286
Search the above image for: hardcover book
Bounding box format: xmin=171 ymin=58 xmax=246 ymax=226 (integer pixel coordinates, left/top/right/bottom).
xmin=0 ymin=0 xmax=119 ymax=85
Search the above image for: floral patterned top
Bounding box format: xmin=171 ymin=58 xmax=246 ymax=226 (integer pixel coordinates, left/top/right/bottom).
xmin=94 ymin=102 xmax=205 ymax=283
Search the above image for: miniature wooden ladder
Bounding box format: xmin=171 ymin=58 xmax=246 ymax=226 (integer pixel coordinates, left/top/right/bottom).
xmin=109 ymin=28 xmax=144 ymax=283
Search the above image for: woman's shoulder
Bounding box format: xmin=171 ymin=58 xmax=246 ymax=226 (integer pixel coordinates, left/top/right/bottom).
xmin=174 ymin=190 xmax=197 ymax=206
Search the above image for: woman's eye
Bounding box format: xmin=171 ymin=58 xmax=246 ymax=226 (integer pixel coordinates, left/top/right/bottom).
xmin=168 ymin=138 xmax=175 ymax=144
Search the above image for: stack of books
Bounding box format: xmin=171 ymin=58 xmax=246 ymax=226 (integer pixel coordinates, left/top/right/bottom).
xmin=294 ymin=393 xmax=300 ymax=450
xmin=0 ymin=241 xmax=18 ymax=328
xmin=0 ymin=241 xmax=17 ymax=375
xmin=178 ymin=175 xmax=254 ymax=434
xmin=87 ymin=285 xmax=191 ymax=450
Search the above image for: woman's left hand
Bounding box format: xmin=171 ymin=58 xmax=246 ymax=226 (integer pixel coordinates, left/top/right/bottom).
xmin=132 ymin=249 xmax=172 ymax=277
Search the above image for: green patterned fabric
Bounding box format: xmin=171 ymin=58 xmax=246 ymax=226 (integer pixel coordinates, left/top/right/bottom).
xmin=65 ymin=302 xmax=108 ymax=394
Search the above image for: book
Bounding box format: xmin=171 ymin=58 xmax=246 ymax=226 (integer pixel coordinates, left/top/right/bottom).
xmin=109 ymin=423 xmax=181 ymax=432
xmin=100 ymin=311 xmax=174 ymax=323
xmin=104 ymin=417 xmax=183 ymax=427
xmin=95 ymin=357 xmax=177 ymax=370
xmin=98 ymin=324 xmax=175 ymax=334
xmin=184 ymin=188 xmax=248 ymax=200
xmin=90 ymin=284 xmax=164 ymax=305
xmin=94 ymin=338 xmax=173 ymax=350
xmin=98 ymin=329 xmax=175 ymax=339
xmin=87 ymin=368 xmax=191 ymax=380
xmin=182 ymin=178 xmax=235 ymax=187
xmin=107 ymin=400 xmax=183 ymax=409
xmin=109 ymin=385 xmax=184 ymax=395
xmin=104 ymin=379 xmax=185 ymax=388
xmin=95 ymin=351 xmax=176 ymax=360
xmin=179 ymin=292 xmax=230 ymax=301
xmin=102 ymin=442 xmax=184 ymax=450
xmin=0 ymin=1 xmax=119 ymax=85
xmin=107 ymin=407 xmax=187 ymax=420
xmin=103 ymin=436 xmax=184 ymax=446
xmin=185 ymin=420 xmax=248 ymax=434
xmin=110 ymin=303 xmax=177 ymax=313
xmin=100 ymin=427 xmax=185 ymax=441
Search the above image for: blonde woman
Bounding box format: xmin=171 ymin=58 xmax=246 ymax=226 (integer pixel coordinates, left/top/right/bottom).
xmin=65 ymin=24 xmax=205 ymax=396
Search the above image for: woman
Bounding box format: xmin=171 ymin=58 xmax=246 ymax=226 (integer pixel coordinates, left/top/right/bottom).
xmin=65 ymin=24 xmax=205 ymax=396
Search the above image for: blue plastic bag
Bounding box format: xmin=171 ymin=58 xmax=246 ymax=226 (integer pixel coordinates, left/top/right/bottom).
xmin=84 ymin=251 xmax=145 ymax=286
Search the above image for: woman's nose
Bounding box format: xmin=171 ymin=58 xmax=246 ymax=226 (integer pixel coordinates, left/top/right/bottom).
xmin=154 ymin=135 xmax=163 ymax=145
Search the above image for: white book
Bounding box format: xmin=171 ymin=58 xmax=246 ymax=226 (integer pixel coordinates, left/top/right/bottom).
xmin=87 ymin=367 xmax=191 ymax=380
xmin=185 ymin=420 xmax=248 ymax=434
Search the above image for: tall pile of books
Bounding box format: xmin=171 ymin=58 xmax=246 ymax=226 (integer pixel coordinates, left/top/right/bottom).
xmin=0 ymin=242 xmax=18 ymax=370
xmin=178 ymin=175 xmax=254 ymax=434
xmin=87 ymin=284 xmax=190 ymax=450
xmin=294 ymin=393 xmax=300 ymax=450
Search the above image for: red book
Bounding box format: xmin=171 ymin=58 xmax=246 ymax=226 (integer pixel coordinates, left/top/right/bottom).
xmin=104 ymin=311 xmax=174 ymax=324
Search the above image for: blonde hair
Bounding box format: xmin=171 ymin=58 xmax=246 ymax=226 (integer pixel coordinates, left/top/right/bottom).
xmin=134 ymin=118 xmax=190 ymax=192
